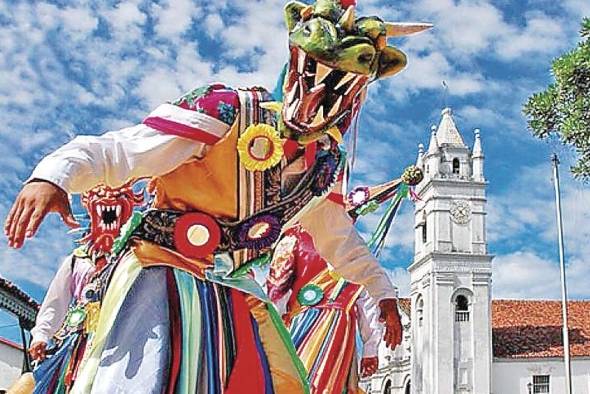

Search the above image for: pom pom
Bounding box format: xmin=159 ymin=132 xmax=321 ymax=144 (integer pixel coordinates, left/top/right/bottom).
xmin=340 ymin=0 xmax=356 ymax=7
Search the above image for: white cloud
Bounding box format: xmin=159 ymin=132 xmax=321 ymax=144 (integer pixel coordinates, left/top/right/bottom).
xmin=495 ymin=12 xmax=568 ymax=61
xmin=493 ymin=252 xmax=590 ymax=300
xmin=383 ymin=48 xmax=488 ymax=101
xmin=563 ymin=0 xmax=590 ymax=20
xmin=204 ymin=13 xmax=224 ymax=37
xmin=153 ymin=0 xmax=201 ymax=38
xmin=492 ymin=251 xmax=561 ymax=299
xmin=411 ymin=0 xmax=508 ymax=56
xmin=404 ymin=0 xmax=569 ymax=62
xmin=58 ymin=7 xmax=98 ymax=35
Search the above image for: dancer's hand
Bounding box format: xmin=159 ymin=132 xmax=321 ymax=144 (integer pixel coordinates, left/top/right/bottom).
xmin=29 ymin=341 xmax=48 ymax=362
xmin=5 ymin=180 xmax=79 ymax=248
xmin=379 ymin=298 xmax=402 ymax=349
xmin=360 ymin=357 xmax=378 ymax=377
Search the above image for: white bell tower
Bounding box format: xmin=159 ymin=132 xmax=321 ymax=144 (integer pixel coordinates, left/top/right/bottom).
xmin=409 ymin=108 xmax=493 ymax=394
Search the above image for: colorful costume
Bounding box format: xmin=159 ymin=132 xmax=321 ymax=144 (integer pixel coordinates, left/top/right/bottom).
xmin=31 ymin=183 xmax=143 ymax=393
xmin=21 ymin=1 xmax=430 ymax=392
xmin=267 ymin=226 xmax=381 ymax=393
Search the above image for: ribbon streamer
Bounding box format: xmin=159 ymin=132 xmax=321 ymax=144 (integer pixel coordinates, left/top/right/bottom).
xmin=366 ymin=185 xmax=407 ymax=257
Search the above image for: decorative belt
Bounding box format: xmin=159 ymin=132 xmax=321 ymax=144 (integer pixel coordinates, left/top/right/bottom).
xmin=129 ymin=148 xmax=344 ymax=258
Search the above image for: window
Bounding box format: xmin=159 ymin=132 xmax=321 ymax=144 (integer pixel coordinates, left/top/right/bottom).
xmin=417 ymin=297 xmax=424 ymax=327
xmin=455 ymin=295 xmax=470 ymax=322
xmin=532 ymin=375 xmax=550 ymax=393
xmin=452 ymin=158 xmax=460 ymax=174
xmin=383 ymin=380 xmax=392 ymax=394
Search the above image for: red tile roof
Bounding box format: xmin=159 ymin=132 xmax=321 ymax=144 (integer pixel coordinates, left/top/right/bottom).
xmin=398 ymin=297 xmax=590 ymax=359
xmin=492 ymin=299 xmax=590 ymax=359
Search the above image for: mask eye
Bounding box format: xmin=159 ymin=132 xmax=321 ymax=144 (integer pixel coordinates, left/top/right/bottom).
xmin=358 ymin=52 xmax=374 ymax=64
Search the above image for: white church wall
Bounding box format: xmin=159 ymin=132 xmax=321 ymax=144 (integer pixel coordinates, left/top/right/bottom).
xmin=472 ymin=279 xmax=492 ymax=392
xmin=493 ymin=358 xmax=590 ymax=394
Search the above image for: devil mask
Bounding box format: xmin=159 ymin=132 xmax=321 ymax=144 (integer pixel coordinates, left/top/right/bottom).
xmin=79 ymin=181 xmax=144 ymax=255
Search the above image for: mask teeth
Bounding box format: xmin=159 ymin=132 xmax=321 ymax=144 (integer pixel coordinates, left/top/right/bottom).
xmin=309 ymin=106 xmax=325 ymax=128
xmin=335 ymin=72 xmax=356 ymax=91
xmin=287 ymin=80 xmax=299 ymax=105
xmin=286 ymin=98 xmax=300 ymax=119
xmin=297 ymin=48 xmax=306 ymax=74
xmin=315 ymin=62 xmax=332 ymax=86
xmin=345 ymin=75 xmax=363 ymax=95
xmin=328 ymin=96 xmax=343 ymax=118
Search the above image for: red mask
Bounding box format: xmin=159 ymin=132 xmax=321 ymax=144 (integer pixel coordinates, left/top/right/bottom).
xmin=80 ymin=181 xmax=144 ymax=254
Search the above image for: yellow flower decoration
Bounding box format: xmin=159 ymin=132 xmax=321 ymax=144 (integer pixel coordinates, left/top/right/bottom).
xmin=237 ymin=124 xmax=284 ymax=171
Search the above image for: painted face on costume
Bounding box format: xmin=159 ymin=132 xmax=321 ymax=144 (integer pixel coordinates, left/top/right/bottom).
xmin=281 ymin=0 xmax=431 ymax=143
xmin=80 ymin=182 xmax=144 ymax=254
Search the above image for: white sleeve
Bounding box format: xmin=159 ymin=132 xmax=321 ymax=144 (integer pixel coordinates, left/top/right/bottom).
xmin=298 ymin=196 xmax=397 ymax=303
xmin=356 ymin=289 xmax=383 ymax=358
xmin=28 ymin=124 xmax=209 ymax=194
xmin=30 ymin=255 xmax=75 ymax=343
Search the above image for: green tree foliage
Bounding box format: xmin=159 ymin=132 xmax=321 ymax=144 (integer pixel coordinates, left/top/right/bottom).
xmin=523 ymin=18 xmax=590 ymax=180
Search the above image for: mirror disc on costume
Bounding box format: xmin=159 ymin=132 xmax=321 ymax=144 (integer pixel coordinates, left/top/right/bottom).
xmin=66 ymin=306 xmax=87 ymax=328
xmin=237 ymin=124 xmax=284 ymax=171
xmin=297 ymin=284 xmax=324 ymax=306
xmin=248 ymin=222 xmax=271 ymax=239
xmin=174 ymin=212 xmax=221 ymax=258
xmin=347 ymin=186 xmax=370 ymax=207
xmin=187 ymin=224 xmax=210 ymax=246
xmin=237 ymin=214 xmax=281 ymax=250
xmin=248 ymin=136 xmax=274 ymax=161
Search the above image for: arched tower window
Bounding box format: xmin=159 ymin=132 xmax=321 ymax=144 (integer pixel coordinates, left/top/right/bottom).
xmin=383 ymin=380 xmax=392 ymax=394
xmin=417 ymin=296 xmax=424 ymax=327
xmin=455 ymin=295 xmax=470 ymax=322
xmin=452 ymin=158 xmax=460 ymax=174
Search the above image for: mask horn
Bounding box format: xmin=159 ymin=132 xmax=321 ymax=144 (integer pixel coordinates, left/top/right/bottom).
xmin=339 ymin=6 xmax=356 ymax=32
xmin=385 ymin=22 xmax=433 ymax=37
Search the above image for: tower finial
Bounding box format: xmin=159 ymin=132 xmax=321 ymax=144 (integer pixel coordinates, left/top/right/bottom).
xmin=473 ymin=128 xmax=483 ymax=158
xmin=427 ymin=125 xmax=439 ymax=154
xmin=417 ymin=143 xmax=425 ymax=168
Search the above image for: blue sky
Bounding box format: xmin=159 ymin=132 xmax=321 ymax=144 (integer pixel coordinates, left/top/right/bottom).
xmin=0 ymin=0 xmax=589 ymax=342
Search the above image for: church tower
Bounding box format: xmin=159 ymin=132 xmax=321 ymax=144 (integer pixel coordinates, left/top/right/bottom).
xmin=409 ymin=108 xmax=493 ymax=394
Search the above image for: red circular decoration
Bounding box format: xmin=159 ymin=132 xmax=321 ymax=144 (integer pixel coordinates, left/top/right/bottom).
xmin=174 ymin=212 xmax=221 ymax=258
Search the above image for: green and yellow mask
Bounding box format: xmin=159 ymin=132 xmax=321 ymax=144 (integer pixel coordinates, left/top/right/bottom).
xmin=280 ymin=0 xmax=431 ymax=144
